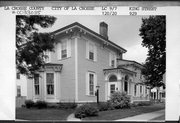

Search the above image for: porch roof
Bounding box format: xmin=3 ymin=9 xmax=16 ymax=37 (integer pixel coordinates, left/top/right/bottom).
xmin=103 ymin=67 xmax=136 ymax=75
xmin=117 ymin=59 xmax=144 ymax=69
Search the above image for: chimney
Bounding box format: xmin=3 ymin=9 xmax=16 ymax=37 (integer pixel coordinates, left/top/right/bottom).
xmin=99 ymin=22 xmax=108 ymax=39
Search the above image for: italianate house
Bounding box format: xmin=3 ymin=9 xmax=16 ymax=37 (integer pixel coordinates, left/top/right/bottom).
xmin=26 ymin=22 xmax=150 ymax=103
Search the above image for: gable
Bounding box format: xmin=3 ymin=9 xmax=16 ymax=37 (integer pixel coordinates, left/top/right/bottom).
xmin=51 ymin=22 xmax=127 ymax=54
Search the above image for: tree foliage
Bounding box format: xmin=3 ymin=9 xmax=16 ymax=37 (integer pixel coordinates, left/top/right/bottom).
xmin=139 ymin=16 xmax=166 ymax=88
xmin=16 ymin=15 xmax=57 ymax=76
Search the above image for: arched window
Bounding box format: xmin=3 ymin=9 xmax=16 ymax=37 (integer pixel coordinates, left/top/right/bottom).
xmin=124 ymin=75 xmax=129 ymax=93
xmin=109 ymin=75 xmax=117 ymax=82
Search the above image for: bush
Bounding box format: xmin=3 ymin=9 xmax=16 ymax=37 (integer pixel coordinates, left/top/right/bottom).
xmin=34 ymin=101 xmax=47 ymax=109
xmin=25 ymin=100 xmax=34 ymax=108
xmin=135 ymin=101 xmax=152 ymax=106
xmin=109 ymin=91 xmax=131 ymax=109
xmin=75 ymin=104 xmax=99 ymax=118
xmin=58 ymin=102 xmax=77 ymax=109
xmin=98 ymin=102 xmax=114 ymax=111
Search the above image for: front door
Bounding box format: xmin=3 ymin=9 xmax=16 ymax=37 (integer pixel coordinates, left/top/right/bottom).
xmin=108 ymin=82 xmax=118 ymax=99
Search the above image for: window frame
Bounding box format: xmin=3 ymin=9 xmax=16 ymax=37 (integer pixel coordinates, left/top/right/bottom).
xmin=89 ymin=73 xmax=94 ymax=95
xmin=86 ymin=71 xmax=97 ymax=96
xmin=17 ymin=86 xmax=21 ymax=97
xmin=89 ymin=43 xmax=94 ymax=61
xmin=16 ymin=73 xmax=20 ymax=79
xmin=46 ymin=72 xmax=55 ymax=95
xmin=140 ymin=85 xmax=142 ymax=94
xmin=109 ymin=52 xmax=116 ymax=67
xmin=61 ymin=41 xmax=67 ymax=59
xmin=34 ymin=74 xmax=40 ymax=95
xmin=134 ymin=84 xmax=137 ymax=96
xmin=44 ymin=50 xmax=51 ymax=63
xmin=86 ymin=41 xmax=97 ymax=62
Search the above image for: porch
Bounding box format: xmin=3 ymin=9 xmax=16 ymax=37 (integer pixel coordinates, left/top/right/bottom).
xmin=103 ymin=67 xmax=150 ymax=102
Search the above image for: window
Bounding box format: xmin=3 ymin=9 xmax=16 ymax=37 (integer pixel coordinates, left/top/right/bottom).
xmin=111 ymin=60 xmax=115 ymax=67
xmin=34 ymin=74 xmax=39 ymax=95
xmin=46 ymin=73 xmax=54 ymax=95
xmin=118 ymin=53 xmax=122 ymax=59
xmin=44 ymin=51 xmax=51 ymax=63
xmin=89 ymin=43 xmax=94 ymax=60
xmin=140 ymin=85 xmax=142 ymax=94
xmin=16 ymin=73 xmax=20 ymax=79
xmin=109 ymin=75 xmax=117 ymax=82
xmin=162 ymin=92 xmax=165 ymax=98
xmin=109 ymin=52 xmax=116 ymax=67
xmin=86 ymin=72 xmax=96 ymax=96
xmin=124 ymin=75 xmax=128 ymax=93
xmin=110 ymin=84 xmax=116 ymax=94
xmin=57 ymin=40 xmax=71 ymax=60
xmin=17 ymin=86 xmax=21 ymax=97
xmin=86 ymin=41 xmax=97 ymax=61
xmin=134 ymin=85 xmax=137 ymax=96
xmin=89 ymin=73 xmax=94 ymax=95
xmin=61 ymin=41 xmax=67 ymax=58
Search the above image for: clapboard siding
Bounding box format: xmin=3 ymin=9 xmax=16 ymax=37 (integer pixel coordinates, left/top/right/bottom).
xmin=77 ymin=36 xmax=117 ymax=102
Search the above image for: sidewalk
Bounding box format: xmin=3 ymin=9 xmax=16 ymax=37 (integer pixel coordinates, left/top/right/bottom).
xmin=66 ymin=113 xmax=81 ymax=121
xmin=115 ymin=109 xmax=165 ymax=121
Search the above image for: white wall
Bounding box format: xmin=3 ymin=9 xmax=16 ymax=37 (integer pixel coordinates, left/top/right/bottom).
xmin=16 ymin=75 xmax=27 ymax=97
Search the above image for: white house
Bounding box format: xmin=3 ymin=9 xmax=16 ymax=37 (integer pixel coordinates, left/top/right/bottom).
xmin=23 ymin=22 xmax=150 ymax=103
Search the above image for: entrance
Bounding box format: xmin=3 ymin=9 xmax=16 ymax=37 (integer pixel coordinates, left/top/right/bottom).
xmin=107 ymin=74 xmax=118 ymax=99
xmin=108 ymin=82 xmax=118 ymax=99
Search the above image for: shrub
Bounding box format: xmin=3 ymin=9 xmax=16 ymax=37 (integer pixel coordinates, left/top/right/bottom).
xmin=58 ymin=102 xmax=77 ymax=109
xmin=136 ymin=101 xmax=152 ymax=106
xmin=25 ymin=100 xmax=34 ymax=108
xmin=74 ymin=104 xmax=99 ymax=118
xmin=34 ymin=101 xmax=47 ymax=109
xmin=98 ymin=102 xmax=114 ymax=111
xmin=109 ymin=91 xmax=131 ymax=109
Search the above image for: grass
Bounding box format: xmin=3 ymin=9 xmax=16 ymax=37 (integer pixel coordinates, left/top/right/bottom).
xmin=16 ymin=107 xmax=74 ymax=120
xmin=83 ymin=103 xmax=165 ymax=121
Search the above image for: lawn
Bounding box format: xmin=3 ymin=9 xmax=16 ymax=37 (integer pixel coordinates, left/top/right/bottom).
xmin=83 ymin=103 xmax=165 ymax=121
xmin=16 ymin=108 xmax=74 ymax=120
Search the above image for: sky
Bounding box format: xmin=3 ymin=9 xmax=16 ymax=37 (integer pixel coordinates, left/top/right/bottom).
xmin=41 ymin=15 xmax=149 ymax=64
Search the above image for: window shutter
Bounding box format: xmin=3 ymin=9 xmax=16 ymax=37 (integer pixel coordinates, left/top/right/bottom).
xmin=86 ymin=41 xmax=89 ymax=59
xmin=86 ymin=72 xmax=89 ymax=95
xmin=94 ymin=45 xmax=97 ymax=61
xmin=57 ymin=43 xmax=61 ymax=60
xmin=67 ymin=39 xmax=71 ymax=57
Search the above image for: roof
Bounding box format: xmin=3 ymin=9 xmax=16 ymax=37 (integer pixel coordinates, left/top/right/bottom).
xmin=117 ymin=59 xmax=144 ymax=69
xmin=103 ymin=67 xmax=136 ymax=74
xmin=51 ymin=22 xmax=127 ymax=53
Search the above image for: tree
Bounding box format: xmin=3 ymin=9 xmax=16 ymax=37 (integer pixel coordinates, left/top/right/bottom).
xmin=139 ymin=16 xmax=166 ymax=88
xmin=16 ymin=15 xmax=57 ymax=76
